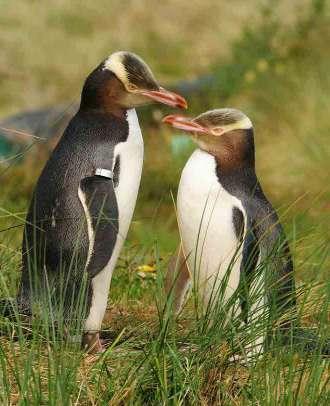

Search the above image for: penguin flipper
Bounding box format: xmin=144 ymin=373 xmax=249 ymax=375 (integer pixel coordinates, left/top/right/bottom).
xmin=248 ymin=197 xmax=296 ymax=323
xmin=79 ymin=175 xmax=119 ymax=279
xmin=239 ymin=222 xmax=260 ymax=324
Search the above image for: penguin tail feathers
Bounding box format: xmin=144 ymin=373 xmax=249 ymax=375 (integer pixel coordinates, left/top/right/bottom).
xmin=0 ymin=298 xmax=18 ymax=319
xmin=285 ymin=327 xmax=330 ymax=357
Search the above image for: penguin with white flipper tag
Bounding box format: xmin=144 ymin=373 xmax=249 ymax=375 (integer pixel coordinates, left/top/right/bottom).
xmin=11 ymin=52 xmax=187 ymax=353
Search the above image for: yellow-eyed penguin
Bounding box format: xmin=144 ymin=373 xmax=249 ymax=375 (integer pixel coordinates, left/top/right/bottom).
xmin=163 ymin=109 xmax=297 ymax=356
xmin=17 ymin=52 xmax=187 ymax=352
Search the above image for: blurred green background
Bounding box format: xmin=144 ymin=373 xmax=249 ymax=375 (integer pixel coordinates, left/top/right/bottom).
xmin=0 ymin=0 xmax=329 ymax=292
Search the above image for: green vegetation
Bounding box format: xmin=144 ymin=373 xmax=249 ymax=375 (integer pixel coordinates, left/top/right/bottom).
xmin=1 ymin=0 xmax=329 ymax=404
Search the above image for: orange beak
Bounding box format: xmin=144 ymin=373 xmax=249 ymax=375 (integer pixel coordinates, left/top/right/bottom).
xmin=162 ymin=114 xmax=209 ymax=134
xmin=139 ymin=88 xmax=187 ymax=109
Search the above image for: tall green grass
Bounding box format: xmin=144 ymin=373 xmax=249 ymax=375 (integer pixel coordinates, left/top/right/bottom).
xmin=0 ymin=226 xmax=328 ymax=404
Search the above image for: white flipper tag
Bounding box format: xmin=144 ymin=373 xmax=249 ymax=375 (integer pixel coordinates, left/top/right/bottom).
xmin=95 ymin=168 xmax=113 ymax=179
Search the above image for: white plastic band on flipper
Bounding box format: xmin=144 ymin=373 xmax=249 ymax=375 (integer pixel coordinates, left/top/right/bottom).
xmin=95 ymin=168 xmax=113 ymax=179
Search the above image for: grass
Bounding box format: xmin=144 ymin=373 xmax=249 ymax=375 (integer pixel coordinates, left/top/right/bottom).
xmin=1 ymin=0 xmax=330 ymax=404
xmin=0 ymin=240 xmax=328 ymax=404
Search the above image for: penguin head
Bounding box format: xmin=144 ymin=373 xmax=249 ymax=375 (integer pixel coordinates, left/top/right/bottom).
xmin=163 ymin=109 xmax=254 ymax=157
xmin=80 ymin=51 xmax=187 ymax=112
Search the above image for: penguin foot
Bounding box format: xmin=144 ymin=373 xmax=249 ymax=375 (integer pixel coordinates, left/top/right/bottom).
xmin=82 ymin=332 xmax=105 ymax=354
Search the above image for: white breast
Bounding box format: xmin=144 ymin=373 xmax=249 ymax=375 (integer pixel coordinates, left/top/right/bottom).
xmin=102 ymin=107 xmax=144 ymax=276
xmin=177 ymin=149 xmax=245 ymax=307
xmin=84 ymin=108 xmax=144 ymax=332
xmin=114 ymin=108 xmax=144 ymax=244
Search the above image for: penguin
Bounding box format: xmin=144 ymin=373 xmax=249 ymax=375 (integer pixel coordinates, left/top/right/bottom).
xmin=162 ymin=109 xmax=299 ymax=357
xmin=15 ymin=51 xmax=187 ymax=352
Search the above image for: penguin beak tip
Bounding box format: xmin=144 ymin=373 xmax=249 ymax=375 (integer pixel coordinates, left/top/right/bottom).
xmin=162 ymin=114 xmax=209 ymax=134
xmin=140 ymin=89 xmax=188 ymax=109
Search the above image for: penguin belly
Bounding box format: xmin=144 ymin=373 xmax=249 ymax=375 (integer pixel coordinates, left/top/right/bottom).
xmin=84 ymin=109 xmax=144 ymax=331
xmin=177 ymin=149 xmax=246 ymax=310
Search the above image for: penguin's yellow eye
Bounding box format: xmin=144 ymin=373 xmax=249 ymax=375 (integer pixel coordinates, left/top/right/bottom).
xmin=211 ymin=126 xmax=226 ymax=137
xmin=127 ymin=83 xmax=138 ymax=92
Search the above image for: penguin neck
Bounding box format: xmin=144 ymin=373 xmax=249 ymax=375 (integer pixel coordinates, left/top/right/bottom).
xmin=79 ymin=70 xmax=127 ymax=119
xmin=211 ymin=128 xmax=256 ymax=174
xmin=208 ymin=128 xmax=260 ymax=197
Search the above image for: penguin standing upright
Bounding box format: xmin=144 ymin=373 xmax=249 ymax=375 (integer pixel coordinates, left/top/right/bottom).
xmin=17 ymin=51 xmax=187 ymax=352
xmin=163 ymin=109 xmax=296 ymax=355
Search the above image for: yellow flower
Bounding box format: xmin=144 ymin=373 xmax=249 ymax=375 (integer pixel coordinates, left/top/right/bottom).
xmin=136 ymin=264 xmax=156 ymax=273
